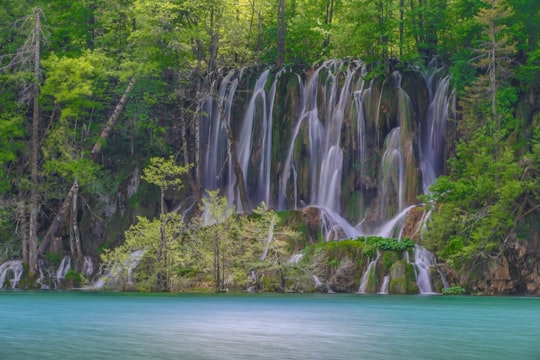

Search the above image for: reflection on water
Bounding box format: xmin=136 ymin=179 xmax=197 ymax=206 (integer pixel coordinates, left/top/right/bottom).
xmin=0 ymin=292 xmax=539 ymax=359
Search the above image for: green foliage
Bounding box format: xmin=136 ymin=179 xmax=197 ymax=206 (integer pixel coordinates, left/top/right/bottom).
xmin=64 ymin=269 xmax=85 ymax=288
xmin=442 ymin=284 xmax=467 ymax=295
xmin=361 ymin=236 xmax=415 ymax=253
xmin=44 ymin=252 xmax=62 ymax=266
xmin=424 ymin=123 xmax=537 ymax=274
xmin=142 ymin=156 xmax=188 ymax=191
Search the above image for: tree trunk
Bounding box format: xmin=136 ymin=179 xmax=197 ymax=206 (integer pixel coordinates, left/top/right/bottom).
xmin=38 ymin=77 xmax=136 ymax=255
xmin=16 ymin=198 xmax=28 ymax=265
xmin=73 ymin=180 xmax=82 ymax=258
xmin=489 ymin=0 xmax=497 ymax=124
xmin=91 ymin=77 xmax=137 ymax=156
xmin=399 ymin=0 xmax=404 ymax=57
xmin=177 ymin=79 xmax=200 ymax=205
xmin=214 ymin=229 xmax=220 ymax=291
xmin=159 ymin=187 xmax=167 ymax=291
xmin=28 ymin=7 xmax=41 ymax=277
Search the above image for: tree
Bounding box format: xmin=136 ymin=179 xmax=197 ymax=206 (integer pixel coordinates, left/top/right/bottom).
xmin=473 ymin=0 xmax=515 ymax=123
xmin=141 ymin=156 xmax=189 ymax=290
xmin=0 ymin=7 xmax=45 ymax=276
xmin=198 ymin=189 xmax=235 ymax=291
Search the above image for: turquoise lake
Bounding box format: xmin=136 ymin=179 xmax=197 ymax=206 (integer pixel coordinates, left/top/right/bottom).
xmin=0 ymin=292 xmax=539 ymax=359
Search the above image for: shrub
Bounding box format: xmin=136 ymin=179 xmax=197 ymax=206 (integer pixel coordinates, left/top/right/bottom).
xmin=442 ymin=284 xmax=467 ymax=295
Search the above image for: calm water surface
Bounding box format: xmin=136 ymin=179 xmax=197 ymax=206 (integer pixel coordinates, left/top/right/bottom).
xmin=0 ymin=291 xmax=538 ymax=359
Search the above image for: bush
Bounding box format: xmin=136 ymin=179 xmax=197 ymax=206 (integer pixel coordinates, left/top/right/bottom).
xmin=442 ymin=284 xmax=467 ymax=295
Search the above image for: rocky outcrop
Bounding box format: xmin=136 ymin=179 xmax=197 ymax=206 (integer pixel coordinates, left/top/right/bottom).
xmin=449 ymin=214 xmax=540 ymax=295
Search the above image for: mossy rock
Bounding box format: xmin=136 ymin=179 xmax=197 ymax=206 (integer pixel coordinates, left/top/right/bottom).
xmin=328 ymin=258 xmax=357 ymax=292
xmin=388 ymin=261 xmax=418 ymax=294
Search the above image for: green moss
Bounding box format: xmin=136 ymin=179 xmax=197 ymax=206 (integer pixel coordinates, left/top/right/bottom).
xmin=345 ymin=191 xmax=364 ymax=223
xmin=381 ymin=251 xmax=399 ymax=272
xmin=63 ymin=270 xmax=85 ymax=289
xmin=389 ymin=261 xmax=418 ymax=294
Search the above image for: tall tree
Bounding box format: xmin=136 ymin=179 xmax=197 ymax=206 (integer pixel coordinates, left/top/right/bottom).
xmin=141 ymin=156 xmax=189 ymax=290
xmin=0 ymin=7 xmax=45 ymax=276
xmin=469 ymin=0 xmax=515 ymax=125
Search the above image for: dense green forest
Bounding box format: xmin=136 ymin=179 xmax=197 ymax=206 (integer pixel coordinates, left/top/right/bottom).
xmin=0 ymin=0 xmax=539 ymax=292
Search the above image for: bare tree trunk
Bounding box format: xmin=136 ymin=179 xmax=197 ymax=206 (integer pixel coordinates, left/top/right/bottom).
xmin=16 ymin=198 xmax=28 ymax=264
xmin=193 ymin=88 xmax=202 ymax=205
xmin=73 ymin=180 xmax=82 ymax=258
xmin=38 ymin=78 xmax=136 ymax=255
xmin=28 ymin=7 xmax=41 ymax=277
xmin=177 ymin=80 xmax=200 ymax=205
xmin=323 ymin=0 xmax=334 ymax=47
xmin=91 ymin=77 xmax=137 ymax=156
xmin=159 ymin=187 xmax=167 ymax=291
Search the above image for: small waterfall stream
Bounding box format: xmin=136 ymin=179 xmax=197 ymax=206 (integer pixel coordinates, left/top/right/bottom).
xmin=0 ymin=260 xmax=23 ymax=288
xmin=358 ymin=252 xmax=381 ymax=294
xmin=55 ymin=255 xmax=71 ymax=288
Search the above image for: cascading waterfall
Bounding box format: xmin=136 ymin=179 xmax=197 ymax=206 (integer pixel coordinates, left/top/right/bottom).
xmin=0 ymin=59 xmax=452 ymax=293
xmin=201 ymin=69 xmax=241 ymax=191
xmin=420 ymin=75 xmax=453 ymax=193
xmin=196 ymin=59 xmax=451 ymax=294
xmin=380 ymin=128 xmax=405 ymax=221
xmin=311 ymin=63 xmax=357 ymax=211
xmin=414 ymin=245 xmax=437 ymax=294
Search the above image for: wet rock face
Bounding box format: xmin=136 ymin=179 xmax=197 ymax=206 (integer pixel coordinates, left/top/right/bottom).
xmin=400 ymin=206 xmax=425 ymax=240
xmin=328 ymin=258 xmax=357 ymax=292
xmin=388 ymin=261 xmax=418 ymax=294
xmin=301 ymin=206 xmax=322 ymax=242
xmin=460 ymin=214 xmax=540 ymax=295
xmin=501 ymin=230 xmax=540 ymax=295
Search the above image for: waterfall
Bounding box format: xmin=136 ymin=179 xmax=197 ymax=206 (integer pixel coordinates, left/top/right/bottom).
xmin=312 ymin=63 xmax=357 ymax=211
xmin=55 ymin=256 xmax=71 ymax=288
xmin=379 ymin=275 xmax=390 ymax=294
xmin=312 ymin=275 xmax=322 ymax=288
xmin=420 ymin=75 xmax=453 ymax=193
xmin=373 ymin=205 xmax=416 ymax=238
xmin=236 ymin=69 xmax=270 ymax=211
xmin=316 ymin=206 xmax=362 ymax=241
xmin=260 ymin=218 xmax=276 ymax=260
xmin=194 ymin=61 xmax=451 ymax=294
xmin=380 ymin=128 xmax=405 ymax=220
xmin=358 ymin=252 xmax=380 ymax=294
xmin=0 ymin=260 xmax=23 ymax=288
xmin=92 ymin=249 xmax=145 ymax=289
xmin=278 ymin=74 xmax=306 ymax=210
xmin=288 ymin=254 xmax=304 ymax=263
xmin=82 ymin=256 xmax=94 ymax=277
xmin=414 ymin=245 xmax=436 ymax=294
xmin=37 ymin=259 xmax=51 ymax=289
xmin=201 ymin=69 xmax=238 ymax=191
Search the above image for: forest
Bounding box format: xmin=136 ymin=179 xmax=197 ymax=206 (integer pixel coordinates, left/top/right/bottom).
xmin=0 ymin=0 xmax=539 ymax=293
